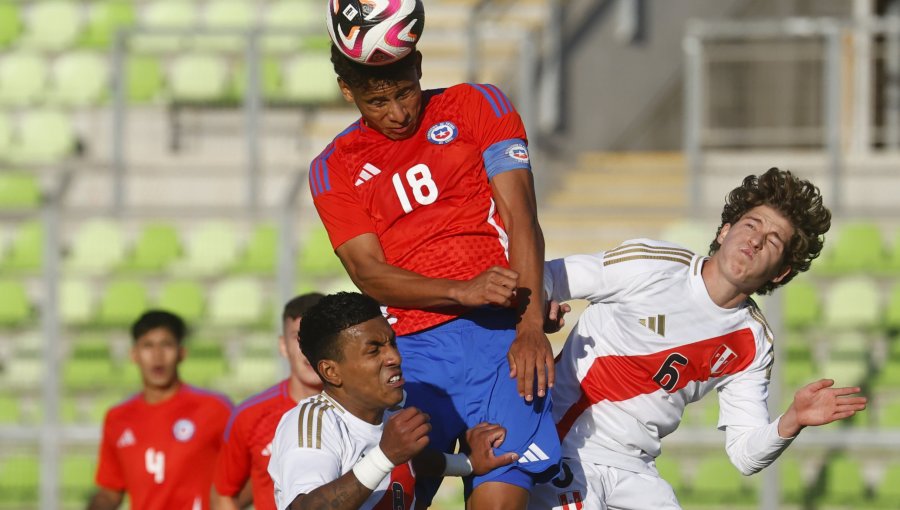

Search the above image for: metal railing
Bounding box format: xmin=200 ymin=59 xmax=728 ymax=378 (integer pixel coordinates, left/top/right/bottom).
xmin=684 ymin=17 xmax=900 ymax=217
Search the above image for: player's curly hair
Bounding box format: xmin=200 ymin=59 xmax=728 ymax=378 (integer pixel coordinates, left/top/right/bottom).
xmin=709 ymin=167 xmax=831 ymax=295
xmin=330 ymin=43 xmax=419 ymax=91
xmin=131 ymin=310 xmax=187 ymax=344
xmin=299 ymin=292 xmax=384 ymax=380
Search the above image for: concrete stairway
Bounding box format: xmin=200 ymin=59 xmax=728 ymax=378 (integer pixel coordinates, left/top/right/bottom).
xmin=541 ymin=152 xmax=690 ymax=258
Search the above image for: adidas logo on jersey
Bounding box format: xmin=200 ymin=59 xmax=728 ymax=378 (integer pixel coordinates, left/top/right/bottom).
xmin=639 ymin=314 xmax=666 ymax=336
xmin=117 ymin=428 xmax=136 ymax=448
xmin=354 ymin=163 xmax=383 ymax=186
xmin=517 ymin=443 xmax=550 ymax=464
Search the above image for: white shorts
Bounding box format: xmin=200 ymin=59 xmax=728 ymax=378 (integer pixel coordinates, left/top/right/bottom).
xmin=528 ymin=459 xmax=682 ymax=510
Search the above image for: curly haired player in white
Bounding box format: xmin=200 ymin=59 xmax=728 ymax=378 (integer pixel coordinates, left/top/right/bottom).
xmin=529 ymin=168 xmax=868 ymax=510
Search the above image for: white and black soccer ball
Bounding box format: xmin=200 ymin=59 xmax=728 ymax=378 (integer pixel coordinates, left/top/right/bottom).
xmin=326 ymin=0 xmax=425 ymax=66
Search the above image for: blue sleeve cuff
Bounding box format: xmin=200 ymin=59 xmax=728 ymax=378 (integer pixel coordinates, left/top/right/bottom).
xmin=483 ymin=138 xmax=531 ymax=179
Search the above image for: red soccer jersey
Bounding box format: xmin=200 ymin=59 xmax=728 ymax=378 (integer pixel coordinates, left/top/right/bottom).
xmin=95 ymin=384 xmax=232 ymax=510
xmin=213 ymin=380 xmax=295 ymax=510
xmin=311 ymin=83 xmax=532 ymax=335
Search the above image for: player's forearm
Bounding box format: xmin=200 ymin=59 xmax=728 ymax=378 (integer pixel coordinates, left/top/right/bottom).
xmin=508 ymin=218 xmax=546 ymax=331
xmin=87 ymin=488 xmax=124 ymax=510
xmin=288 ymin=474 xmax=373 ymax=510
xmin=723 ymin=419 xmax=795 ymax=475
xmin=347 ymin=258 xmax=470 ymax=308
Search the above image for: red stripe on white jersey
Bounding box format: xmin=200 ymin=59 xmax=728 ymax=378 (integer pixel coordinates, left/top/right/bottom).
xmin=556 ymin=328 xmax=756 ymax=439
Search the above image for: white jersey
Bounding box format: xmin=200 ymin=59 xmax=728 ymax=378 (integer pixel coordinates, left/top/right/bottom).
xmin=268 ymin=392 xmax=416 ymax=510
xmin=545 ymin=239 xmax=787 ymax=476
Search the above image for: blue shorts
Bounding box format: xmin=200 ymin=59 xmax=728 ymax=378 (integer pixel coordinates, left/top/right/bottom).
xmin=398 ymin=307 xmax=561 ymax=504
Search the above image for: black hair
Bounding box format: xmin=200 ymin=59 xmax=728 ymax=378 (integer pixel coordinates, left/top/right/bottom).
xmin=330 ymin=43 xmax=419 ymax=91
xmin=282 ymin=292 xmax=325 ymax=321
xmin=131 ymin=310 xmax=187 ymax=344
xmin=299 ymin=292 xmax=383 ymax=378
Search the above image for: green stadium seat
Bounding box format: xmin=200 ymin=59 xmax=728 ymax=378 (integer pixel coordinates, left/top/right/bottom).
xmin=98 ymin=279 xmax=149 ymax=327
xmin=0 ymin=221 xmax=42 ymax=273
xmin=208 ymin=277 xmax=266 ymax=327
xmin=180 ymin=356 xmax=227 ymax=386
xmin=783 ymin=277 xmax=820 ymax=331
xmin=120 ymin=222 xmax=181 ymax=273
xmin=172 ymin=222 xmax=239 ymax=277
xmin=227 ymin=355 xmax=279 ymax=393
xmin=822 ymin=277 xmax=881 ymax=330
xmin=0 ymin=357 xmax=42 ymax=391
xmin=884 ymin=284 xmax=900 ymax=332
xmin=19 ymin=0 xmax=84 ymax=51
xmin=783 ymin=330 xmax=813 ymax=362
xmin=233 ymin=57 xmax=283 ymax=102
xmin=263 ymin=0 xmax=319 ymax=52
xmin=821 ymin=455 xmax=869 ymax=505
xmin=61 ymin=453 xmax=97 ymax=505
xmin=169 ymin=53 xmax=230 ymax=102
xmin=0 ymin=394 xmax=20 ymax=424
xmin=133 ymin=0 xmax=197 ymax=53
xmin=818 ymin=358 xmax=868 ymax=389
xmin=0 ymin=3 xmax=22 ymax=49
xmin=778 ymin=456 xmax=806 ymax=504
xmin=66 ymin=219 xmax=126 ymax=275
xmin=0 ymin=279 xmax=32 ymax=327
xmin=60 ymin=278 xmax=95 ymax=326
xmin=64 ymin=358 xmax=118 ymax=390
xmin=783 ymin=356 xmax=816 ymax=389
xmin=10 ymin=110 xmax=77 ymax=165
xmin=297 ymin=225 xmax=344 ymax=279
xmin=157 ymin=280 xmax=205 ymax=323
xmin=874 ymin=462 xmax=900 ymax=507
xmin=0 ymin=455 xmax=39 ymax=506
xmin=197 ymin=0 xmax=256 ymax=52
xmin=0 ymin=114 xmax=11 ymax=156
xmin=49 ymin=52 xmax=109 ymax=106
xmin=127 ymin=55 xmax=165 ymax=104
xmin=281 ymin=53 xmax=342 ymax=104
xmin=0 ymin=174 xmax=41 ymax=210
xmin=80 ymin=0 xmax=136 ymax=49
xmin=0 ymin=52 xmax=48 ymax=106
xmin=820 ymin=222 xmax=887 ymax=275
xmin=233 ymin=222 xmax=277 ymax=274
xmin=880 ymin=400 xmax=900 ymax=428
xmin=686 ymin=455 xmax=751 ymax=504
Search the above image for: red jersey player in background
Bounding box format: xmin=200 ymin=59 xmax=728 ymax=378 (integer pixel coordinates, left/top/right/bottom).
xmin=212 ymin=293 xmax=324 ymax=510
xmin=311 ymin=13 xmax=561 ymax=507
xmin=88 ymin=310 xmax=232 ymax=510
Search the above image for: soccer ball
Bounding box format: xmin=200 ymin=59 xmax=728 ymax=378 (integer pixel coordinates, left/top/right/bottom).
xmin=326 ymin=0 xmax=425 ymax=66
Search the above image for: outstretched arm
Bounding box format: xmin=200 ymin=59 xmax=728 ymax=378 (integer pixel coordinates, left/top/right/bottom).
xmin=491 ymin=169 xmax=555 ymax=402
xmin=335 ymin=233 xmax=519 ymax=309
xmin=723 ymin=379 xmax=867 ymax=475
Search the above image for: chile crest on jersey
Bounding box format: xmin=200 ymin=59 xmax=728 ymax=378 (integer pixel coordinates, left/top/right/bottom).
xmin=426 ymin=121 xmax=458 ymax=144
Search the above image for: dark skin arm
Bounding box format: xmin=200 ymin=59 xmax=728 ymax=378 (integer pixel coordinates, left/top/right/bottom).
xmin=335 ymin=234 xmax=519 ymax=309
xmin=412 ymin=422 xmax=518 ymax=477
xmin=86 ymin=487 xmax=124 ymax=510
xmin=490 ymin=169 xmax=555 ymax=401
xmin=288 ymin=408 xmax=431 ymax=510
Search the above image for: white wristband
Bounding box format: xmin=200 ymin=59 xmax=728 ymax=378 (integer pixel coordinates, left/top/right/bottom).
xmin=443 ymin=453 xmax=473 ymax=477
xmin=352 ymin=446 xmax=395 ymax=490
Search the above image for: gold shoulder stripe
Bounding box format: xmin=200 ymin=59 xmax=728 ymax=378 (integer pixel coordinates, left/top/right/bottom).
xmin=607 ymin=242 xmax=695 ymax=257
xmin=604 ymin=246 xmax=696 ymax=261
xmin=747 ymin=301 xmax=773 ymax=345
xmin=297 ymin=400 xmax=334 ymax=449
xmin=604 ymin=254 xmax=691 ymax=267
xmin=692 ymin=256 xmax=703 ymax=276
